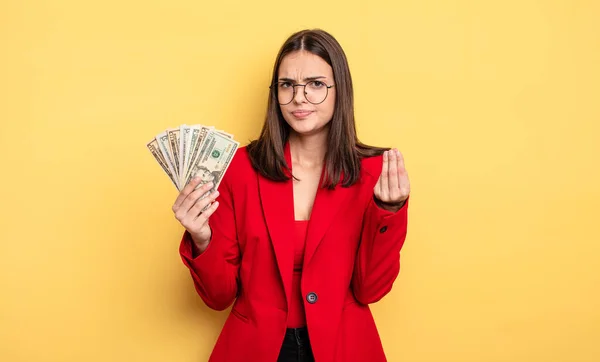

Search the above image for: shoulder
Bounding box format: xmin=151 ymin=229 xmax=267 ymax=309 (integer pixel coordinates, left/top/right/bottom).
xmin=221 ymin=145 xmax=254 ymax=183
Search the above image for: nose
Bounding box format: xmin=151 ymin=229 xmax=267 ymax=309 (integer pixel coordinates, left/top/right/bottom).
xmin=292 ymin=85 xmax=307 ymax=104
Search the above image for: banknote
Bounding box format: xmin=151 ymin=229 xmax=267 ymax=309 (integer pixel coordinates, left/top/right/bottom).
xmin=148 ymin=125 xmax=239 ymax=193
xmin=179 ymin=124 xmax=190 ymax=184
xmin=187 ymin=130 xmax=239 ymax=190
xmin=156 ymin=132 xmax=180 ymax=190
xmin=146 ymin=138 xmax=178 ymax=189
xmin=182 ymin=125 xmax=201 ymax=186
xmin=184 ymin=125 xmax=214 ymax=185
xmin=167 ymin=128 xmax=181 ymax=184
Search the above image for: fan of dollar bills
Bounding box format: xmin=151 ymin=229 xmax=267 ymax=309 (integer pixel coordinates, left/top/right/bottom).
xmin=147 ymin=125 xmax=239 ymax=192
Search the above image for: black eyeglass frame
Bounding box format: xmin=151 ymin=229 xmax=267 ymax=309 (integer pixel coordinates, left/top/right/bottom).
xmin=269 ymin=80 xmax=335 ymax=105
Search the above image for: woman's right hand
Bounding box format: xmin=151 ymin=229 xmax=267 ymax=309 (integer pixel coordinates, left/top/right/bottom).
xmin=172 ymin=177 xmax=220 ymax=252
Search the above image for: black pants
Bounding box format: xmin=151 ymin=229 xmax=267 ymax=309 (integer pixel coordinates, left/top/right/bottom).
xmin=277 ymin=327 xmax=315 ymax=362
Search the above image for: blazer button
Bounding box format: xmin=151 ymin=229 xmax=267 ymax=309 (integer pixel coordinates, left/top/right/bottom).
xmin=306 ymin=292 xmax=318 ymax=304
xmin=379 ymin=226 xmax=388 ymax=233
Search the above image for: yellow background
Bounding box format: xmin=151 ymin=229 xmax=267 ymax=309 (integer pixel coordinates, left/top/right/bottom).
xmin=1 ymin=0 xmax=599 ymax=361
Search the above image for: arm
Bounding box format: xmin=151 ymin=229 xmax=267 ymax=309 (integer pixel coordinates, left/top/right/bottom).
xmin=351 ymin=196 xmax=409 ymax=305
xmin=179 ymin=174 xmax=240 ymax=311
xmin=352 ymin=148 xmax=410 ymax=304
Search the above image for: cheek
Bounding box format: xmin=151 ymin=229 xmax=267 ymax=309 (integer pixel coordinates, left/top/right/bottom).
xmin=318 ymin=95 xmax=336 ymax=120
xmin=279 ymin=107 xmax=296 ymax=129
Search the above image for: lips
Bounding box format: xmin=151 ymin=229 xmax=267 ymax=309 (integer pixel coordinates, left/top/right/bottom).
xmin=291 ymin=110 xmax=313 ymax=118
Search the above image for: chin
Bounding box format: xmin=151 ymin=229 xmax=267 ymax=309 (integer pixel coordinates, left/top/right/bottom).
xmin=285 ymin=114 xmax=330 ymax=135
xmin=291 ymin=123 xmax=325 ymax=136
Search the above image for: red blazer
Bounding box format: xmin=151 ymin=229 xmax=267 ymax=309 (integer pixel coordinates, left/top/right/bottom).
xmin=179 ymin=142 xmax=409 ymax=362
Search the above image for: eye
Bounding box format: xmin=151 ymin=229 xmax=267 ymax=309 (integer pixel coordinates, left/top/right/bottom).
xmin=279 ymin=81 xmax=293 ymax=88
xmin=309 ymin=80 xmax=325 ymax=88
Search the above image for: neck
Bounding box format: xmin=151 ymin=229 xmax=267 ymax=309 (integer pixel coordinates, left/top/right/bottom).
xmin=288 ymin=127 xmax=328 ymax=169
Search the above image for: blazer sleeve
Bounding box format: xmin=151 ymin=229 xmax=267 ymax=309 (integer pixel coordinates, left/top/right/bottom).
xmin=351 ymin=195 xmax=409 ymax=305
xmin=178 ymin=172 xmax=240 ymax=311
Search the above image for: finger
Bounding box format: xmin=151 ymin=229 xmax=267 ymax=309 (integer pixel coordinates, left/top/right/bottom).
xmin=182 ymin=182 xmax=214 ymax=213
xmin=399 ymin=173 xmax=410 ymax=197
xmin=173 ymin=176 xmax=204 ymax=211
xmin=188 ymin=189 xmax=220 ymax=220
xmin=176 ymin=181 xmax=214 ymax=219
xmin=194 ymin=200 xmax=220 ymax=225
xmin=396 ymin=149 xmax=405 ymax=171
xmin=181 ymin=190 xmax=217 ymax=227
xmin=388 ymin=149 xmax=399 ymax=194
xmin=380 ymin=150 xmax=389 ymax=200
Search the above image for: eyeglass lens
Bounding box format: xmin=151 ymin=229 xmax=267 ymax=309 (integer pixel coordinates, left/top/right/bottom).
xmin=276 ymin=81 xmax=330 ymax=105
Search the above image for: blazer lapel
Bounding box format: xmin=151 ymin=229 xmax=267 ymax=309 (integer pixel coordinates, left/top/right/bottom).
xmin=303 ymin=168 xmax=353 ymax=270
xmin=257 ymin=142 xmax=295 ymax=307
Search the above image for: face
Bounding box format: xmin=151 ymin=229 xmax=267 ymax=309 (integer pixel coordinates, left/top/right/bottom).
xmin=192 ymin=166 xmax=214 ymax=182
xmin=199 ymin=168 xmax=214 ymax=181
xmin=276 ymin=50 xmax=336 ymax=136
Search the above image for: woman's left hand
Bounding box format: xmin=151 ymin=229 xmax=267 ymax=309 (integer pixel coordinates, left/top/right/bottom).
xmin=374 ymin=148 xmax=410 ymax=212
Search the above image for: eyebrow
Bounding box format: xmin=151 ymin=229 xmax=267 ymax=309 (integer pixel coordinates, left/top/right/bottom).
xmin=278 ymin=76 xmax=327 ymax=82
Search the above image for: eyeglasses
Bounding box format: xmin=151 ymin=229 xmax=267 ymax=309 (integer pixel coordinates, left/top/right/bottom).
xmin=270 ymin=80 xmax=335 ymax=105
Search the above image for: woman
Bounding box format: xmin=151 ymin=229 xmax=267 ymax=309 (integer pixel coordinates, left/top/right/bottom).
xmin=172 ymin=29 xmax=410 ymax=362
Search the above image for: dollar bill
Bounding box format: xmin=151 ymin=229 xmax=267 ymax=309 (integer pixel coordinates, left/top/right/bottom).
xmin=167 ymin=128 xmax=181 ymax=184
xmin=179 ymin=124 xmax=191 ymax=186
xmin=148 ymin=124 xmax=238 ymax=194
xmin=147 ymin=138 xmax=178 ymax=189
xmin=184 ymin=125 xmax=214 ymax=186
xmin=188 ymin=130 xmax=239 ymax=191
xmin=156 ymin=132 xmax=180 ymax=190
xmin=182 ymin=125 xmax=200 ymax=185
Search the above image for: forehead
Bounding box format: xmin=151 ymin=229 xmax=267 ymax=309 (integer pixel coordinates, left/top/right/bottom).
xmin=278 ymin=50 xmax=333 ymax=79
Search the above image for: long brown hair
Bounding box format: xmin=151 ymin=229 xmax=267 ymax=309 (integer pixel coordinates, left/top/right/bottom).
xmin=247 ymin=29 xmax=388 ymax=189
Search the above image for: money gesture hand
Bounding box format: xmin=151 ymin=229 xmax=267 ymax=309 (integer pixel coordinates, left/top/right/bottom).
xmin=374 ymin=149 xmax=410 ymax=212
